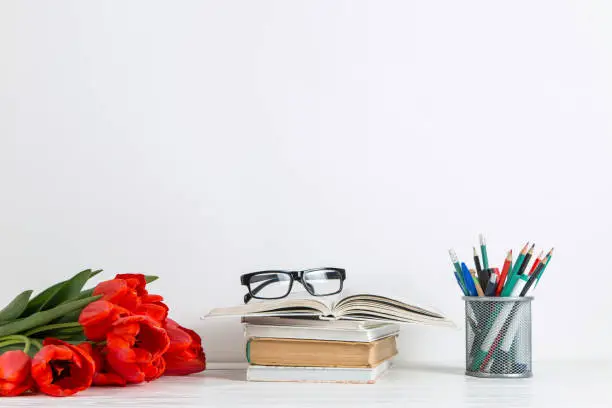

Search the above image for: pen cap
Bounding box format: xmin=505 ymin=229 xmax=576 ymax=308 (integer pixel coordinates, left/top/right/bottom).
xmin=510 ymin=275 xmax=529 ymax=297
xmin=463 ymin=296 xmax=533 ymax=378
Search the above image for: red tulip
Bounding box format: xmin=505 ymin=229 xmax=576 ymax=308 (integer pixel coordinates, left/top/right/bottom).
xmin=163 ymin=319 xmax=206 ymax=376
xmin=136 ymin=297 xmax=169 ymax=324
xmin=76 ymin=343 xmax=125 ymax=386
xmin=117 ymin=274 xmax=168 ymax=323
xmin=115 ymin=274 xmax=148 ymax=295
xmin=31 ymin=339 xmax=95 ymax=397
xmin=0 ymin=350 xmax=33 ymax=397
xmin=93 ymin=274 xmax=168 ymax=324
xmin=79 ymin=300 xmax=131 ymax=341
xmin=144 ymin=357 xmax=166 ymax=381
xmin=94 ymin=278 xmax=141 ymax=311
xmin=105 ymin=315 xmax=170 ymax=383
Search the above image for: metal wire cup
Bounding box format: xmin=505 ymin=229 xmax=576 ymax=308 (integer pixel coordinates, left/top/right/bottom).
xmin=464 ymin=296 xmax=533 ymax=378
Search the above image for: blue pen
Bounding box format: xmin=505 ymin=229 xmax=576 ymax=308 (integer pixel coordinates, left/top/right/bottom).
xmin=461 ymin=262 xmax=478 ymax=296
xmin=454 ymin=271 xmax=468 ymax=295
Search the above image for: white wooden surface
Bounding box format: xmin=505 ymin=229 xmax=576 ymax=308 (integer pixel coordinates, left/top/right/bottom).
xmin=0 ymin=362 xmax=609 ymax=407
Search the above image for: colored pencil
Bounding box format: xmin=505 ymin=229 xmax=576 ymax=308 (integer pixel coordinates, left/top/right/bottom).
xmin=461 ymin=262 xmax=478 ymax=296
xmin=534 ymin=248 xmax=554 ymax=288
xmin=473 ymin=246 xmax=482 ymax=273
xmin=501 ymin=242 xmax=530 ymax=296
xmin=449 ymin=248 xmax=464 ymax=288
xmin=454 ymin=271 xmax=468 ymax=295
xmin=520 ymin=256 xmax=549 ymax=296
xmin=517 ymin=243 xmax=535 ymax=275
xmin=473 ymin=247 xmax=488 ymax=289
xmin=470 ymin=269 xmax=484 ymax=296
xmin=479 ymin=234 xmax=489 ymax=269
xmin=528 ymin=250 xmax=544 ymax=275
xmin=495 ymin=250 xmax=512 ymax=296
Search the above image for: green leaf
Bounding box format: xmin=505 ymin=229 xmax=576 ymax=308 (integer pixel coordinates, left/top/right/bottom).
xmin=21 ymin=269 xmax=103 ymax=317
xmin=54 ymin=326 xmax=84 ymax=334
xmin=36 ymin=328 xmax=86 ymax=343
xmin=0 ymin=290 xmax=33 ymax=322
xmin=24 ymin=322 xmax=82 ymax=337
xmin=145 ymin=275 xmax=158 ymax=284
xmin=75 ymin=288 xmax=94 ymax=300
xmin=53 ymin=307 xmax=84 ymax=324
xmin=0 ymin=295 xmax=100 ymax=338
xmin=39 ymin=269 xmax=93 ymax=311
xmin=60 ymin=334 xmax=87 ymax=343
xmin=21 ymin=281 xmax=65 ymax=317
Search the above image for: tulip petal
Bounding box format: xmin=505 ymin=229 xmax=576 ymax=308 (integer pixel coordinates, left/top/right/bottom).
xmin=115 ymin=274 xmax=147 ymax=295
xmin=0 ymin=350 xmax=31 ymax=384
xmin=80 ymin=301 xmax=131 ymax=342
xmin=105 ymin=316 xmax=170 ymax=384
xmin=93 ymin=372 xmax=126 ymax=386
xmin=162 ymin=320 xmax=206 ymax=376
xmin=31 ymin=342 xmax=95 ymax=397
xmin=142 ymin=294 xmax=164 ymax=303
xmin=94 ymin=279 xmax=141 ymax=311
xmin=0 ymin=350 xmax=33 ymax=396
xmin=106 ymin=348 xmax=145 ymax=384
xmin=165 ymin=319 xmax=194 ymax=352
xmin=144 ymin=357 xmax=166 ymax=381
xmin=136 ymin=303 xmax=168 ymax=323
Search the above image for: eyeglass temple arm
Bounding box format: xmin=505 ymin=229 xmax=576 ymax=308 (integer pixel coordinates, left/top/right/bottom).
xmin=243 ymin=275 xmax=281 ymax=303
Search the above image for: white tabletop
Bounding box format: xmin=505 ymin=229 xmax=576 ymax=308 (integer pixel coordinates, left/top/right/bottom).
xmin=1 ymin=362 xmax=610 ymax=407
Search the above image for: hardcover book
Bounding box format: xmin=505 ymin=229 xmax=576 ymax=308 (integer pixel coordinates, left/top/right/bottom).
xmin=246 ymin=335 xmax=397 ymax=368
xmin=243 ymin=321 xmax=399 ymax=342
xmin=246 ymin=360 xmax=392 ymax=383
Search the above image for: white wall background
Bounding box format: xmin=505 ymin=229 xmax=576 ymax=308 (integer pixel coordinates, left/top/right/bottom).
xmin=1 ymin=1 xmax=611 ymax=366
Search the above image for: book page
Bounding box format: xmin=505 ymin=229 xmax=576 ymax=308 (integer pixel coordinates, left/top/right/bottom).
xmin=204 ymin=298 xmax=330 ymax=318
xmin=335 ymin=294 xmax=445 ymax=318
xmin=332 ymin=294 xmax=453 ymax=325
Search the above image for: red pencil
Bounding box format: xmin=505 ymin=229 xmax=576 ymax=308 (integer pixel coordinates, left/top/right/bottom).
xmin=495 ymin=250 xmax=513 ymax=296
xmin=528 ymin=250 xmax=544 ymax=275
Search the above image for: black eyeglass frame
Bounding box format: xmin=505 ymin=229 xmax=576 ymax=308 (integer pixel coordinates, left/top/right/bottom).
xmin=240 ymin=267 xmax=346 ymax=303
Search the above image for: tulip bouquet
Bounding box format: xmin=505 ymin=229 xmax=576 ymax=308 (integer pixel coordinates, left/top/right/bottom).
xmin=0 ymin=270 xmax=205 ymax=397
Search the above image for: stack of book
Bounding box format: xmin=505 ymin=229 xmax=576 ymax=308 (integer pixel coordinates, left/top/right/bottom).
xmin=207 ymin=293 xmax=452 ymax=383
xmin=242 ymin=316 xmax=400 ymax=383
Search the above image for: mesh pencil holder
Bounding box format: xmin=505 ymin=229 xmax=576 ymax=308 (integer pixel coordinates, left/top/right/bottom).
xmin=464 ymin=297 xmax=533 ymax=378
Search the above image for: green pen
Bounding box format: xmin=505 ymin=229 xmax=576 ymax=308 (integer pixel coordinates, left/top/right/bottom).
xmin=501 ymin=242 xmax=530 ymax=296
xmin=449 ymin=249 xmax=465 ymax=288
xmin=479 ymin=234 xmax=489 ymax=270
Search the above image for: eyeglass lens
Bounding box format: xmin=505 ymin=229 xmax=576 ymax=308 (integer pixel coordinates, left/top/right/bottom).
xmin=303 ymin=269 xmax=343 ymax=295
xmin=248 ymin=272 xmax=291 ymax=299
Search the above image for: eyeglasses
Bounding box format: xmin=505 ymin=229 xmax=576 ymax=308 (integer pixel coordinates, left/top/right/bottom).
xmin=240 ymin=268 xmax=346 ymax=303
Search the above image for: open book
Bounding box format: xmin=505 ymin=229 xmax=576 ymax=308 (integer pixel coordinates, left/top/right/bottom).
xmin=205 ymin=294 xmax=452 ymax=326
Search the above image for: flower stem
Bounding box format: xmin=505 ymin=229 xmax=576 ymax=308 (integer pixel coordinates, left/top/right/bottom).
xmin=23 ymin=322 xmax=82 ymax=337
xmin=30 ymin=338 xmax=43 ymax=351
xmin=0 ymin=335 xmax=32 ymax=353
xmin=0 ymin=340 xmax=22 ymax=348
